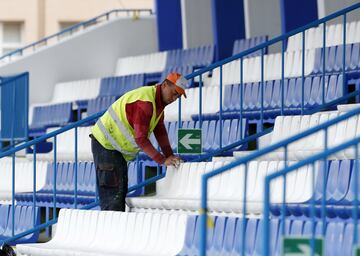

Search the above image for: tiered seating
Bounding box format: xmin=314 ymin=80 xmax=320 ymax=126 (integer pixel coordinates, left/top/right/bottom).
xmin=85 ymin=74 xmax=145 ymax=118
xmin=164 ymin=119 xmax=247 ymax=154
xmin=16 ymin=160 xmax=143 ymax=207
xmin=218 ymin=74 xmax=344 ymax=119
xmin=114 ymin=52 xmax=167 ymax=76
xmin=33 ymin=126 xmax=92 ymax=161
xmin=0 ymin=159 xmax=48 ymax=203
xmin=16 ymin=209 xmax=188 ymax=256
xmin=179 ymin=215 xmax=360 ymax=256
xmin=0 ymin=205 xmax=40 ymax=245
xmin=30 ymin=103 xmax=73 ymax=136
xmin=16 ymin=162 xmax=96 ymax=207
xmin=166 ymin=45 xmax=215 ymax=69
xmin=16 ymin=209 xmax=360 ymax=256
xmin=98 ymin=74 xmax=145 ymax=97
xmin=126 ymin=159 xmax=315 ymax=214
xmin=287 ymin=21 xmax=360 ymax=51
xmin=239 ymin=110 xmax=360 ymax=160
xmin=29 ymin=79 xmax=101 ymax=135
xmin=232 ymin=36 xmax=268 ymax=56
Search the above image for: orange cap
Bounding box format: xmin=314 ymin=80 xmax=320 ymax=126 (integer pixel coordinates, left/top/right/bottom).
xmin=166 ymin=72 xmax=187 ymax=98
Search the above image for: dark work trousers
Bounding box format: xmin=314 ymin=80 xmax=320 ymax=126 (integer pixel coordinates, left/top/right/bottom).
xmin=90 ymin=135 xmax=128 ymax=211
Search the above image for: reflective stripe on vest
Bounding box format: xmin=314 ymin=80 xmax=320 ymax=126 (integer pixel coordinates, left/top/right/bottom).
xmin=91 ymin=86 xmax=163 ymax=161
xmin=108 ymin=107 xmax=139 ymax=150
xmin=95 ymin=119 xmax=136 ymax=156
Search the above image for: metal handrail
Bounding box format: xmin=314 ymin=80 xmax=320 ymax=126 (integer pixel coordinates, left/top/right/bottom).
xmin=0 ymin=8 xmax=153 ymax=62
xmin=263 ymin=131 xmax=360 ymax=255
xmin=200 ymin=104 xmax=360 ymax=255
xmin=184 ymin=2 xmax=360 ymax=81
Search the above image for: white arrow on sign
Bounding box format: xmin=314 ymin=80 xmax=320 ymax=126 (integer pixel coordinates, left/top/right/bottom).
xmin=286 ymin=244 xmax=320 ymax=256
xmin=179 ymin=133 xmax=200 ymax=150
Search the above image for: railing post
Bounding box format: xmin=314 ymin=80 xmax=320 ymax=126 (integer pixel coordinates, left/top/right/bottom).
xmin=322 ymin=22 xmax=326 ymax=105
xmin=199 ymin=74 xmax=203 ymax=128
xmin=33 ymin=145 xmax=37 ymax=227
xmin=353 ymin=145 xmax=359 ymax=246
xmin=342 ymin=14 xmax=346 ymax=93
xmin=74 ymin=127 xmax=78 ymax=208
xmin=281 ymin=40 xmax=285 ymax=115
xmin=310 ymin=162 xmax=316 ymax=256
xmin=301 ymin=30 xmax=305 ymax=114
xmin=321 ymin=128 xmax=328 ymax=236
xmin=240 ymin=57 xmax=244 ymax=140
xmin=260 ymin=48 xmax=264 ymax=131
xmin=263 ymin=177 xmax=271 ymax=256
xmin=281 ymin=145 xmax=288 ymax=236
xmin=53 ymin=136 xmax=57 ymax=219
xmin=200 ymin=176 xmax=208 ymax=256
xmin=219 ymin=65 xmax=223 ymax=148
xmin=241 ymin=164 xmax=248 ymax=256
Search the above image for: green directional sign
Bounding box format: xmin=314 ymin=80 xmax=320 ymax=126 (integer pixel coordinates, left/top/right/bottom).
xmin=355 ymin=247 xmax=360 ymax=256
xmin=177 ymin=129 xmax=202 ymax=154
xmin=283 ymin=237 xmax=323 ymax=256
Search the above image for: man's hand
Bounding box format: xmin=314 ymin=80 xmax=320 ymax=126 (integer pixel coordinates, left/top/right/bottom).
xmin=164 ymin=155 xmax=183 ymax=168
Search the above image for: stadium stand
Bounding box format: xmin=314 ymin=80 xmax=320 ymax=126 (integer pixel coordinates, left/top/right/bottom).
xmin=0 ymin=2 xmax=359 ymax=256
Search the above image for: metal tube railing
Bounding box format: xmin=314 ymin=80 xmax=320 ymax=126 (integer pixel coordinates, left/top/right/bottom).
xmin=0 ymin=9 xmax=153 ymax=62
xmin=263 ymin=134 xmax=360 ymax=255
xmin=200 ymin=106 xmax=360 ymax=255
xmin=186 ymin=2 xmax=360 ymax=81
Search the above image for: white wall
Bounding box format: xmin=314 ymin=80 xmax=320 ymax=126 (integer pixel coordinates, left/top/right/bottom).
xmin=0 ymin=16 xmax=158 ymax=104
xmin=244 ymin=0 xmax=281 ymax=40
xmin=180 ymin=0 xmax=213 ymax=49
xmin=317 ymin=0 xmax=360 ymax=25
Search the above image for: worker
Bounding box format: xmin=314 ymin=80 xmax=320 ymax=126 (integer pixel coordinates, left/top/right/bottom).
xmin=90 ymin=72 xmax=187 ymax=211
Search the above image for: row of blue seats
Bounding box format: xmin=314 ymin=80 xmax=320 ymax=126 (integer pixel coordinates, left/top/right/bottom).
xmin=198 ymin=74 xmax=344 ymax=121
xmin=0 ymin=205 xmax=39 ymax=245
xmin=16 ymin=161 xmax=143 ymax=207
xmin=29 ymin=74 xmax=145 ymax=135
xmin=280 ymin=159 xmax=360 ymax=219
xmin=179 ymin=215 xmax=358 ymax=256
xmin=232 ymin=36 xmax=268 ymax=56
xmin=313 ymin=43 xmax=360 ymax=73
xmin=163 ymin=118 xmax=247 ymax=154
xmin=30 ymin=103 xmax=73 ymax=136
xmin=98 ymin=74 xmax=144 ymax=97
xmin=166 ymin=45 xmax=214 ymax=69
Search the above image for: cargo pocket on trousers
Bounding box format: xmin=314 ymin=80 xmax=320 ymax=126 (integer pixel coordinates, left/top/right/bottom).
xmin=98 ymin=163 xmax=119 ymax=188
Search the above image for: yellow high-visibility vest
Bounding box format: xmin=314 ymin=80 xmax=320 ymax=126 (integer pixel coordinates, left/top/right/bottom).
xmin=91 ymin=86 xmax=163 ymax=161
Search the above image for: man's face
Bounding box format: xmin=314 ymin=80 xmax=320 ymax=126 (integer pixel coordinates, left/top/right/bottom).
xmin=161 ymin=80 xmax=181 ymax=105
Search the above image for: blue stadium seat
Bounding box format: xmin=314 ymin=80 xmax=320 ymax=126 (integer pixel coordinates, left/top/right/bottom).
xmin=0 ymin=205 xmax=40 ymax=245
xmin=325 ymin=221 xmax=345 ymax=256
xmin=166 ymin=45 xmax=214 ymax=69
xmin=350 ymin=43 xmax=360 ymax=70
xmin=0 ymin=205 xmax=10 ymax=236
xmin=221 ymin=217 xmax=237 ymax=255
xmin=179 ymin=215 xmax=197 ymax=256
xmin=16 ymin=162 xmax=97 ymax=207
xmin=30 ymin=103 xmax=73 ymax=136
xmin=87 ymin=96 xmax=117 ymax=118
xmin=232 ymin=36 xmax=268 ymax=56
xmin=99 ymin=74 xmax=145 ymax=97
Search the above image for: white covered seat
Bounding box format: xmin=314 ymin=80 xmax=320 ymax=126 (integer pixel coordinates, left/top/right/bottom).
xmin=16 ymin=209 xmax=187 ymax=256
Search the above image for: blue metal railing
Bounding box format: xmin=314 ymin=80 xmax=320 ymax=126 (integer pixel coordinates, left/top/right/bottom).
xmin=192 ymin=2 xmax=360 ymax=255
xmin=0 ymin=9 xmax=153 ymax=62
xmin=0 ymin=1 xmax=359 ymax=249
xmin=201 ymin=104 xmax=360 ymax=256
xmin=263 ymin=123 xmax=360 ymax=255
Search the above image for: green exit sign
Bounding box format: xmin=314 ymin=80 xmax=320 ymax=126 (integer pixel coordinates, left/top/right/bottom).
xmin=177 ymin=129 xmax=202 ymax=154
xmin=283 ymin=237 xmax=323 ymax=256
